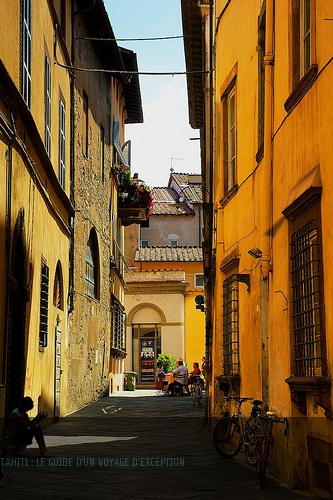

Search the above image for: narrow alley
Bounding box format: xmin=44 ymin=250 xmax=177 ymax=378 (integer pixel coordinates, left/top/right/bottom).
xmin=2 ymin=390 xmax=316 ymax=500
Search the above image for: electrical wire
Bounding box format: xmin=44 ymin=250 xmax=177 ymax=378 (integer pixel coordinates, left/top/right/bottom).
xmin=54 ymin=26 xmax=209 ymax=75
xmin=75 ymin=35 xmax=195 ymax=42
xmin=54 ymin=58 xmax=211 ymax=76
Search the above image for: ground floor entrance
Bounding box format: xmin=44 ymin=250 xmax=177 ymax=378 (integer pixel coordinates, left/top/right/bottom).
xmin=132 ymin=323 xmax=161 ymax=384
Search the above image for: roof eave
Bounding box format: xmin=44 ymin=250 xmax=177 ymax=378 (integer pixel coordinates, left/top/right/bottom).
xmin=181 ymin=0 xmax=205 ymax=129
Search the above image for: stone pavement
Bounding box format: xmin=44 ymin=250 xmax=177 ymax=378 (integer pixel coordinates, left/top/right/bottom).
xmin=2 ymin=390 xmax=318 ymax=500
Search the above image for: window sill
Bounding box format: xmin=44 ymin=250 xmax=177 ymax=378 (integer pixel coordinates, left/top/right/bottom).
xmin=284 ymin=64 xmax=318 ymax=113
xmin=110 ymin=347 xmax=127 ymax=359
xmin=285 ymin=376 xmax=332 ymax=418
xmin=220 ymin=185 xmax=238 ymax=208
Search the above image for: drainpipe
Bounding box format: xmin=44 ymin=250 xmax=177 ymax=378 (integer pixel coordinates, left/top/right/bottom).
xmin=198 ymin=0 xmax=215 ymax=425
xmin=262 ymin=0 xmax=274 ymax=279
xmin=67 ymin=5 xmax=76 ymax=314
xmin=206 ymin=0 xmax=214 ymax=370
xmin=261 ymin=0 xmax=274 ymax=408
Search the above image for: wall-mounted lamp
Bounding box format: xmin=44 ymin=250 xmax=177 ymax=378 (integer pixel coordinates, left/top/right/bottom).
xmin=195 ymin=295 xmax=205 ymax=312
xmin=248 ymin=247 xmax=263 ymax=259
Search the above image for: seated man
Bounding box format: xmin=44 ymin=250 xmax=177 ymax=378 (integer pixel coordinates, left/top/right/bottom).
xmin=168 ymin=360 xmax=189 ymax=396
xmin=7 ymin=396 xmax=55 ymax=457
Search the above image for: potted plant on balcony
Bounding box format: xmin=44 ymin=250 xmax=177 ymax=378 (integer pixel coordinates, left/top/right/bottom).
xmin=114 ymin=164 xmax=154 ymax=216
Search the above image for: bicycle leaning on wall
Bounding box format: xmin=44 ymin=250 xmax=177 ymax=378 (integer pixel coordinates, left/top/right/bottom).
xmin=213 ymin=396 xmax=263 ymax=466
xmin=256 ymin=411 xmax=288 ymax=488
xmin=0 ymin=437 xmax=13 ymax=486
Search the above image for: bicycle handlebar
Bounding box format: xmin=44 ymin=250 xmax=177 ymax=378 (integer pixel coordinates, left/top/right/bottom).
xmin=262 ymin=413 xmax=288 ymax=436
xmin=223 ymin=396 xmax=253 ymax=403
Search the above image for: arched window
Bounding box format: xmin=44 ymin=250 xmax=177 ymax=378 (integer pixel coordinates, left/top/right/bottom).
xmin=53 ymin=261 xmax=63 ymax=310
xmin=85 ymin=229 xmax=100 ymax=299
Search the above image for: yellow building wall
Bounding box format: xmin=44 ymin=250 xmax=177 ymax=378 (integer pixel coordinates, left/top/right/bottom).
xmin=205 ymin=0 xmax=333 ymax=494
xmin=0 ymin=1 xmax=72 ymax=423
xmin=184 ymin=262 xmax=205 ymax=369
xmin=133 ymin=261 xmax=205 ymax=368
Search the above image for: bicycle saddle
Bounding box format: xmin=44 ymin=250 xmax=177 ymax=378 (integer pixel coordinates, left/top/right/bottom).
xmin=252 ymin=400 xmax=263 ymax=406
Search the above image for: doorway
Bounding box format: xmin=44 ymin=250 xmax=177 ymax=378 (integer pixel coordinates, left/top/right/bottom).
xmin=5 ymin=234 xmax=27 ymax=415
xmin=132 ymin=324 xmax=161 ymax=383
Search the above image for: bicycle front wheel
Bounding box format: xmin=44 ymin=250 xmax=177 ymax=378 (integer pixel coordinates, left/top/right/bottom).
xmin=245 ymin=423 xmax=264 ymax=466
xmin=194 ymin=385 xmax=202 ymax=407
xmin=190 ymin=387 xmax=196 ymax=405
xmin=258 ymin=436 xmax=273 ymax=488
xmin=0 ymin=440 xmax=13 ymax=487
xmin=213 ymin=417 xmax=242 ymax=458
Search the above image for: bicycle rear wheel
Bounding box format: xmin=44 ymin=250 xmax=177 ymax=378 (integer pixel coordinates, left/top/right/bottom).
xmin=245 ymin=423 xmax=264 ymax=466
xmin=258 ymin=436 xmax=273 ymax=488
xmin=213 ymin=417 xmax=242 ymax=458
xmin=0 ymin=440 xmax=13 ymax=486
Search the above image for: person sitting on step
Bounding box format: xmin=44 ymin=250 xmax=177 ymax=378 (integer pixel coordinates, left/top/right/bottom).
xmin=7 ymin=396 xmax=55 ymax=458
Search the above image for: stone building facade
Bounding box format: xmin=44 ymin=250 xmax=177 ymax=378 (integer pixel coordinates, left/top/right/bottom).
xmin=66 ymin=0 xmax=144 ymax=413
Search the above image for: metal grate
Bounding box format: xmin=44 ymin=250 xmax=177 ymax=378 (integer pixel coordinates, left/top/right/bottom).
xmin=39 ymin=261 xmax=49 ymax=347
xmin=111 ymin=300 xmax=126 ymax=352
xmin=222 ymin=275 xmax=239 ymax=376
xmin=291 ymin=220 xmax=323 ymax=377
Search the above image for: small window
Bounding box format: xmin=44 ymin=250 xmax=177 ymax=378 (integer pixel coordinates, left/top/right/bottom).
xmin=83 ymin=91 xmax=88 ymax=157
xmin=39 ymin=260 xmax=49 ymax=348
xmin=111 ymin=298 xmax=126 ymax=352
xmin=85 ymin=229 xmax=100 ymax=299
xmin=300 ymin=0 xmax=312 ymax=78
xmin=100 ymin=125 xmax=105 ymax=182
xmin=141 ymin=240 xmax=149 ymax=248
xmin=222 ymin=275 xmax=239 ymax=376
xmin=44 ymin=55 xmax=51 ymax=156
xmin=53 ymin=261 xmax=63 ymax=310
xmin=226 ymin=89 xmax=236 ymax=192
xmin=291 ymin=0 xmax=314 ymax=86
xmin=21 ymin=0 xmax=32 ymax=108
xmin=170 ymin=240 xmax=178 ymax=247
xmin=195 ymin=274 xmax=204 ymax=288
xmin=221 ymin=77 xmax=237 ymax=196
xmin=59 ymin=97 xmax=66 ymax=188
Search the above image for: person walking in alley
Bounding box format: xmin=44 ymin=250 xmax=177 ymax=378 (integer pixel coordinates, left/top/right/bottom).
xmin=155 ymin=361 xmax=168 ymax=392
xmin=7 ymin=396 xmax=55 ymax=457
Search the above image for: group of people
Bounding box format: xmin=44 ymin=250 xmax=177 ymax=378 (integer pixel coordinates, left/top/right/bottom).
xmin=156 ymin=356 xmax=206 ymax=396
